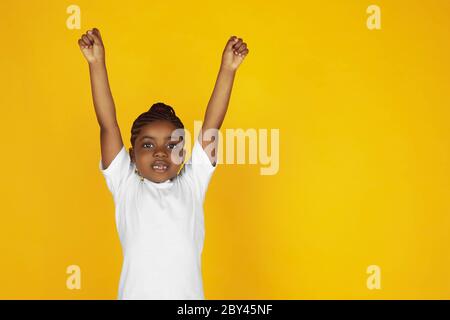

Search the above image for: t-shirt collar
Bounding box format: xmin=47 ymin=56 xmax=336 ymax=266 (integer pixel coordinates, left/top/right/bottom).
xmin=143 ymin=177 xmax=174 ymax=189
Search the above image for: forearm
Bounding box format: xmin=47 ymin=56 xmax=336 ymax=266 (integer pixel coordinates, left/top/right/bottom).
xmin=88 ymin=61 xmax=118 ymax=129
xmin=202 ymin=66 xmax=236 ymax=131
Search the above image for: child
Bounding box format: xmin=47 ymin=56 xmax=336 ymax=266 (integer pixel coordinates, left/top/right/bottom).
xmin=78 ymin=28 xmax=249 ymax=299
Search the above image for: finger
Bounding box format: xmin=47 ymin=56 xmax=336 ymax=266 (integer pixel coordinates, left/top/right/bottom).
xmin=232 ymin=38 xmax=243 ymax=51
xmin=92 ymin=28 xmax=103 ymax=43
xmin=85 ymin=32 xmax=95 ymax=44
xmin=87 ymin=29 xmax=102 ymax=45
xmin=227 ymin=36 xmax=237 ymax=48
xmin=85 ymin=34 xmax=94 ymax=46
xmin=225 ymin=35 xmax=238 ymax=51
xmin=82 ymin=34 xmax=93 ymax=46
xmin=240 ymin=48 xmax=249 ymax=57
xmin=233 ymin=44 xmax=243 ymax=55
xmin=78 ymin=39 xmax=86 ymax=49
xmin=79 ymin=38 xmax=89 ymax=48
xmin=236 ymin=43 xmax=247 ymax=54
xmin=82 ymin=35 xmax=93 ymax=46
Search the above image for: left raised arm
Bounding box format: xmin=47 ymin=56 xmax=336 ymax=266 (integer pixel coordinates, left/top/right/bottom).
xmin=199 ymin=36 xmax=250 ymax=164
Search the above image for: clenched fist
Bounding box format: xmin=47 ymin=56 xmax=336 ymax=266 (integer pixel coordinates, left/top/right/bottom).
xmin=78 ymin=28 xmax=105 ymax=64
xmin=221 ymin=36 xmax=250 ymax=71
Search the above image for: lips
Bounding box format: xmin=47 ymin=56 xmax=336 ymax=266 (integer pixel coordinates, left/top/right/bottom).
xmin=152 ymin=160 xmax=169 ymax=173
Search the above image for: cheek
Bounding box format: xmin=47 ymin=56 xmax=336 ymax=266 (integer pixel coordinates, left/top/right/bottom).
xmin=140 ymin=148 xmax=152 ymax=155
xmin=169 ymin=149 xmax=185 ymax=165
xmin=171 ymin=165 xmax=182 ymax=176
xmin=136 ymin=151 xmax=152 ymax=166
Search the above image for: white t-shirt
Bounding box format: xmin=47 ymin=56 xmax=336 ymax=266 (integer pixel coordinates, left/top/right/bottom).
xmin=99 ymin=138 xmax=217 ymax=300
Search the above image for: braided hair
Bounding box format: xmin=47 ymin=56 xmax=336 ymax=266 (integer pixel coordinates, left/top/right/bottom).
xmin=130 ymin=102 xmax=184 ymax=147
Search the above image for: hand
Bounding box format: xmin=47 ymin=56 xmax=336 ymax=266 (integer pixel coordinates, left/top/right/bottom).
xmin=221 ymin=36 xmax=249 ymax=71
xmin=78 ymin=28 xmax=105 ymax=64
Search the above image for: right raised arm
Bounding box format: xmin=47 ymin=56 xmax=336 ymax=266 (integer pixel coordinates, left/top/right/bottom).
xmin=78 ymin=28 xmax=124 ymax=170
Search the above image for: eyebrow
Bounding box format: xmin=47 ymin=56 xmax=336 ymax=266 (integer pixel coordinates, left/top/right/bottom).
xmin=139 ymin=135 xmax=178 ymax=141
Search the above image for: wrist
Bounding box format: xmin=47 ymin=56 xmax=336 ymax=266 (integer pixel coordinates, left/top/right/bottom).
xmin=88 ymin=59 xmax=106 ymax=68
xmin=219 ymin=64 xmax=237 ymax=74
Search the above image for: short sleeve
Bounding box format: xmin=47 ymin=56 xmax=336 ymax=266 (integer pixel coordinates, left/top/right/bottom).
xmin=99 ymin=145 xmax=133 ymax=196
xmin=182 ymin=139 xmax=217 ymax=202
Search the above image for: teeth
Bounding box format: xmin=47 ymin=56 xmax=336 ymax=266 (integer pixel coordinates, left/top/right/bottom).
xmin=153 ymin=164 xmax=168 ymax=170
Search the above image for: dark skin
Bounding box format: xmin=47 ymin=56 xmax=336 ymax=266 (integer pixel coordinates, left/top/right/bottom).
xmin=78 ymin=27 xmax=249 ymax=183
xmin=130 ymin=120 xmax=185 ymax=183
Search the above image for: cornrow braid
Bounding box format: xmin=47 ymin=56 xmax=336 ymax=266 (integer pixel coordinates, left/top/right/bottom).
xmin=130 ymin=102 xmax=184 ymax=147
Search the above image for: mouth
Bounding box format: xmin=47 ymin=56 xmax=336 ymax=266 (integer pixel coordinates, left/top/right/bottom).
xmin=151 ymin=161 xmax=169 ymax=173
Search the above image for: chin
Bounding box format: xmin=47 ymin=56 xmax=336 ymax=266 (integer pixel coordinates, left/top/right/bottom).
xmin=145 ymin=169 xmax=178 ymax=183
xmin=150 ymin=173 xmax=173 ymax=183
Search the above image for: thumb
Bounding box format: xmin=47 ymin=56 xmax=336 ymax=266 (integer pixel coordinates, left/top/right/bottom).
xmin=88 ymin=28 xmax=103 ymax=45
xmin=93 ymin=28 xmax=103 ymax=41
xmin=225 ymin=36 xmax=238 ymax=51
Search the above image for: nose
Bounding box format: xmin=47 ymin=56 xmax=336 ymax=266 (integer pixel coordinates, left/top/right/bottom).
xmin=153 ymin=145 xmax=168 ymax=158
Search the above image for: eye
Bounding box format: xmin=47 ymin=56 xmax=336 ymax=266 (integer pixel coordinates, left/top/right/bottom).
xmin=167 ymin=143 xmax=178 ymax=150
xmin=143 ymin=143 xmax=154 ymax=149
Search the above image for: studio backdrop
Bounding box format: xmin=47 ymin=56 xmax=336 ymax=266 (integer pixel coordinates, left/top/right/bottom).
xmin=1 ymin=0 xmax=449 ymax=299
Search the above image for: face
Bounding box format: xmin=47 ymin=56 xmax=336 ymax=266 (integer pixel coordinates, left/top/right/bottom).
xmin=130 ymin=120 xmax=185 ymax=183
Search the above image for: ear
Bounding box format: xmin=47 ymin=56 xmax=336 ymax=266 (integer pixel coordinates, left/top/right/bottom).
xmin=129 ymin=147 xmax=135 ymax=163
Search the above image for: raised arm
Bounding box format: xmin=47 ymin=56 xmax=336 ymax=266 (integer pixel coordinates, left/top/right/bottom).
xmin=200 ymin=36 xmax=249 ymax=164
xmin=78 ymin=28 xmax=124 ymax=169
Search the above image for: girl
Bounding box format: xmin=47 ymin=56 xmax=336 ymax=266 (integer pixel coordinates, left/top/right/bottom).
xmin=78 ymin=28 xmax=249 ymax=299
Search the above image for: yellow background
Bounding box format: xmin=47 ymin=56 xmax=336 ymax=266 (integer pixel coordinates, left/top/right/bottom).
xmin=0 ymin=0 xmax=449 ymax=299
